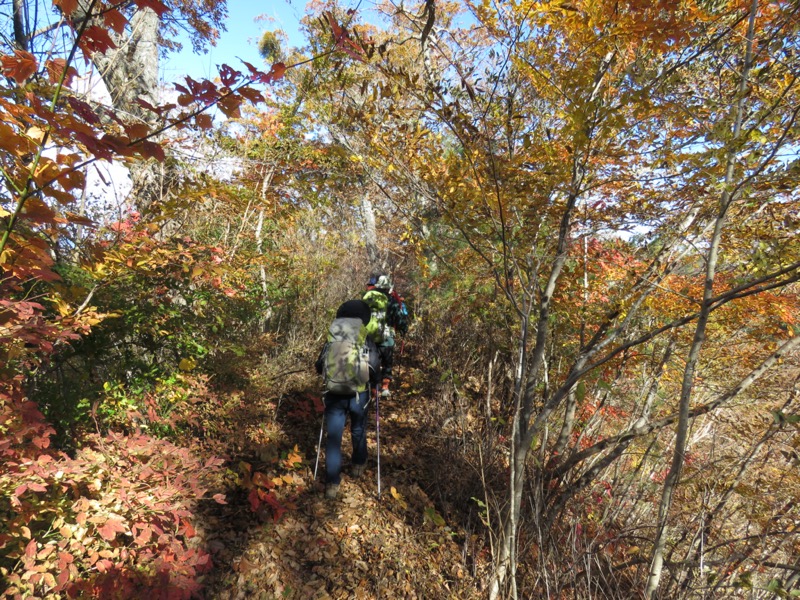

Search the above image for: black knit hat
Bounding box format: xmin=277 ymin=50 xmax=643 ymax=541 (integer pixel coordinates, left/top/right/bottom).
xmin=336 ymin=299 xmax=371 ymax=325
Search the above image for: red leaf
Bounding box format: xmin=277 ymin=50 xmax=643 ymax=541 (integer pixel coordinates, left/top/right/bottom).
xmin=65 ymin=212 xmax=96 ymax=227
xmin=21 ymin=198 xmax=57 ymax=225
xmin=67 ymin=97 xmax=101 ymax=125
xmin=325 ymin=11 xmax=345 ymax=41
xmin=57 ymin=551 xmax=74 ymax=571
xmin=247 ymin=488 xmax=261 ymax=511
xmin=104 ymin=9 xmax=128 ymax=34
xmin=237 ymin=86 xmax=264 ymax=105
xmin=252 ymin=471 xmax=273 ymax=489
xmin=212 ymin=493 xmax=227 ymax=504
xmin=195 ymin=113 xmax=213 ymax=129
xmin=97 ymin=518 xmax=126 ymax=541
xmin=133 ymin=525 xmax=152 ymax=546
xmin=133 ymin=0 xmax=170 ymax=17
xmin=45 ymin=58 xmax=77 ymax=85
xmin=241 ymin=61 xmax=269 ymax=83
xmin=337 ymin=37 xmax=366 ymax=62
xmin=96 ymin=558 xmax=113 ymax=573
xmin=269 ymin=62 xmax=286 ymax=82
xmin=218 ymin=64 xmax=241 ymax=87
xmin=1 ymin=50 xmax=38 ymax=83
xmin=56 ymin=568 xmax=70 ymax=590
xmin=25 ymin=539 xmax=37 ymax=559
xmin=80 ymin=26 xmax=117 ymax=55
xmin=181 ymin=519 xmax=196 ymax=538
xmin=217 ymin=94 xmax=242 ymax=118
xmin=137 ymin=140 xmax=165 ymax=162
xmin=54 ymin=0 xmax=79 ymax=17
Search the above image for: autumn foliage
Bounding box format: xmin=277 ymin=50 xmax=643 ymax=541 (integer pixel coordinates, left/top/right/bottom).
xmin=3 ymin=0 xmax=800 ymax=599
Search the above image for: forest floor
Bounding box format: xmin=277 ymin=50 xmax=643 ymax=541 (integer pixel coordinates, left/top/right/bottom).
xmin=192 ymin=348 xmax=490 ymax=599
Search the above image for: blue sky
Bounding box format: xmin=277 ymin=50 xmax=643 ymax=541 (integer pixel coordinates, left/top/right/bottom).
xmin=161 ymin=1 xmax=309 ymax=84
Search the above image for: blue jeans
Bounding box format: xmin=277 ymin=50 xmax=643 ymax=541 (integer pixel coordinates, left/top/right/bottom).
xmin=324 ymin=391 xmax=369 ymax=484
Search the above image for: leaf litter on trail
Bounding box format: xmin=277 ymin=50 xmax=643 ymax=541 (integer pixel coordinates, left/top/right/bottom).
xmin=198 ymin=370 xmax=485 ymax=599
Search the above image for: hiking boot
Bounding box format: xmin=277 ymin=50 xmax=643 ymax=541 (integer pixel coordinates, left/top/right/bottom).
xmin=351 ymin=463 xmax=366 ymax=478
xmin=325 ymin=483 xmax=339 ymax=499
xmin=380 ymin=378 xmax=391 ymax=398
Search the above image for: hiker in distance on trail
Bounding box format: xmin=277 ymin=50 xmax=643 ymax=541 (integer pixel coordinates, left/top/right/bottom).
xmin=315 ymin=300 xmax=380 ymax=500
xmin=362 ymin=274 xmax=409 ymax=399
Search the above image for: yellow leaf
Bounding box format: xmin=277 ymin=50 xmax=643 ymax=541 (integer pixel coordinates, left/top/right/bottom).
xmin=178 ymin=357 xmax=196 ymax=371
xmin=26 ymin=126 xmax=46 ymax=143
xmin=390 ymin=486 xmax=408 ymax=509
xmin=52 ymin=296 xmax=71 ymax=317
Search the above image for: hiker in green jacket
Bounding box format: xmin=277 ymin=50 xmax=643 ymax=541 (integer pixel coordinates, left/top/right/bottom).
xmin=363 ymin=274 xmax=396 ymax=398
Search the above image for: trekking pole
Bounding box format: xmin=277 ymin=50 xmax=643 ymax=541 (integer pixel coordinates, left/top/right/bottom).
xmin=375 ymin=383 xmax=382 ymax=499
xmin=313 ymin=408 xmax=324 ymax=482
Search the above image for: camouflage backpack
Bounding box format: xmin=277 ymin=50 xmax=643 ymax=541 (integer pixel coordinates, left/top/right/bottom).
xmin=320 ymin=317 xmax=379 ymax=395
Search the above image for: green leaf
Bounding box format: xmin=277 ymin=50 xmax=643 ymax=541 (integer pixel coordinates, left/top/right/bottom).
xmin=424 ymin=506 xmax=446 ymax=527
xmin=576 ymin=381 xmax=586 ymax=403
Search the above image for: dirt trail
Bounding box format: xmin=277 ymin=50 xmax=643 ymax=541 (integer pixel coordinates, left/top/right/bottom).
xmin=197 ymin=361 xmax=487 ymax=599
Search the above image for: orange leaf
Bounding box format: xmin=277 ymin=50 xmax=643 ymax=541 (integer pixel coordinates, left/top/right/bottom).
xmin=21 ymin=198 xmax=57 ymax=224
xmin=1 ymin=50 xmax=37 ymax=83
xmin=97 ymin=518 xmax=126 ymax=541
xmin=252 ymin=471 xmax=273 ymax=488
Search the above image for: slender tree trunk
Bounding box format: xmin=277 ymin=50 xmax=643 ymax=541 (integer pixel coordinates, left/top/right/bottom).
xmin=12 ymin=0 xmax=27 ymax=51
xmin=645 ymin=2 xmax=759 ymax=596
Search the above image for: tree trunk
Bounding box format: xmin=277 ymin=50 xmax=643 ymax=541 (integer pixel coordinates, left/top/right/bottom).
xmin=78 ymin=3 xmax=167 ymax=209
xmin=12 ymin=0 xmax=28 ymax=51
xmin=644 ymin=2 xmax=759 ymax=596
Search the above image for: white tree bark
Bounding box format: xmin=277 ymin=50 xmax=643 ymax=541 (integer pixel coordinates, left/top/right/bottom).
xmin=361 ymin=191 xmax=379 ymax=269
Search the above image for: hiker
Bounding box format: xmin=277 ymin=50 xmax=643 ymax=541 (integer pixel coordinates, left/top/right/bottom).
xmin=363 ymin=274 xmax=408 ymax=398
xmin=315 ymin=299 xmax=379 ymax=499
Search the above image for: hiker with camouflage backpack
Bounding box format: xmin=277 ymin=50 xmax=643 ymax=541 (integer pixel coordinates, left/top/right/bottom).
xmin=362 ymin=274 xmax=409 ymax=398
xmin=315 ymin=300 xmax=380 ymax=499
